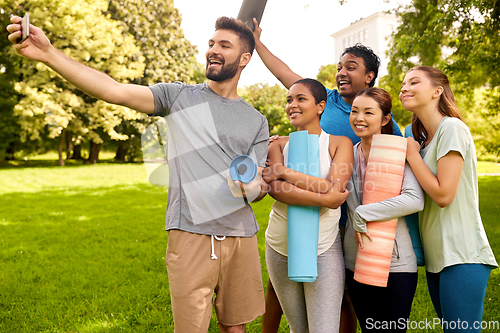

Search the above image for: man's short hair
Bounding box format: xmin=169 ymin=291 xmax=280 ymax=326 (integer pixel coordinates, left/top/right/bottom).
xmin=341 ymin=43 xmax=381 ymax=87
xmin=215 ymin=17 xmax=255 ymax=56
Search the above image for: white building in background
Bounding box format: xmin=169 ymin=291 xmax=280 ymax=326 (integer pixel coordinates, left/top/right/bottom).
xmin=331 ymin=12 xmax=400 ymax=81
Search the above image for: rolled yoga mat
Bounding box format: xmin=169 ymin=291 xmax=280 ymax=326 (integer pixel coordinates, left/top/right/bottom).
xmin=353 ymin=134 xmax=407 ymax=287
xmin=229 ymin=155 xmax=258 ymax=184
xmin=287 ymin=130 xmax=320 ymax=282
xmin=405 ymin=213 xmax=424 ymax=266
xmin=237 ymin=0 xmax=267 ymax=31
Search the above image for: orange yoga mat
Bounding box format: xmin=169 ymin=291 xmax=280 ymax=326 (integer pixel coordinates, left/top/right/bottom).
xmin=353 ymin=134 xmax=407 ymax=287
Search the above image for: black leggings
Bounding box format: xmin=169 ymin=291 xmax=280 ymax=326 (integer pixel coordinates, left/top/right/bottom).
xmin=345 ymin=269 xmax=418 ymax=332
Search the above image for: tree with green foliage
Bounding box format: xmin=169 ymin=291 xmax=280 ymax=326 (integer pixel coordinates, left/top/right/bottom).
xmin=92 ymin=0 xmax=205 ymax=163
xmin=1 ymin=0 xmax=204 ymax=164
xmin=0 ymin=6 xmax=24 ymax=161
xmin=316 ymin=63 xmax=337 ymax=90
xmin=107 ymin=0 xmax=203 ymax=87
xmin=106 ymin=0 xmax=204 ymax=161
xmin=381 ymin=0 xmax=451 ymax=127
xmin=2 ymin=0 xmax=145 ymax=165
xmin=384 ymin=0 xmax=500 ymax=160
xmin=240 ymin=83 xmax=291 ymax=136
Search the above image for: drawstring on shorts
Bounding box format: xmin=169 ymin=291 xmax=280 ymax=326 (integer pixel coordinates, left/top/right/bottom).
xmin=210 ymin=235 xmax=226 ymax=259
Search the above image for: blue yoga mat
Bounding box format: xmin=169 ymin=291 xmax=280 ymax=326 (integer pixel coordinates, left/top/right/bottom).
xmin=287 ymin=131 xmax=320 ymax=282
xmin=405 ymin=213 xmax=425 ymax=266
xmin=229 ymin=155 xmax=258 ymax=183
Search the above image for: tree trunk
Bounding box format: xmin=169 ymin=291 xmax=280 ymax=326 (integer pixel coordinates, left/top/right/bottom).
xmin=71 ymin=144 xmax=83 ymax=160
xmin=115 ymin=143 xmax=127 ymax=161
xmin=6 ymin=143 xmax=15 ymax=160
xmin=86 ymin=141 xmax=102 ymax=164
xmin=65 ymin=131 xmax=73 ymax=160
xmin=58 ymin=130 xmax=65 ymax=166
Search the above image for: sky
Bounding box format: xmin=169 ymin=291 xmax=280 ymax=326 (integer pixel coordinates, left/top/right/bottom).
xmin=173 ymin=0 xmax=412 ymax=87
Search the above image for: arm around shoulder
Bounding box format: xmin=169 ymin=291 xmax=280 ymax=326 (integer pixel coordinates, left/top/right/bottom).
xmin=263 ymin=137 xmax=349 ymax=209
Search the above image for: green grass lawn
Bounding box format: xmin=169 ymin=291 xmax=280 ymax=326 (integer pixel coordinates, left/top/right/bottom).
xmin=477 ymin=161 xmax=500 ymax=174
xmin=0 ymin=162 xmax=499 ymax=332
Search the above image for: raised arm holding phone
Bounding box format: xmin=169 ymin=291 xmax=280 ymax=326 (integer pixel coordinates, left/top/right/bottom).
xmin=7 ymin=14 xmax=270 ymax=333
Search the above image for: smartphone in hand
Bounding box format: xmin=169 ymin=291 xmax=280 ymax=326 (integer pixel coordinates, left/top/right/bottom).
xmin=18 ymin=13 xmax=29 ymax=43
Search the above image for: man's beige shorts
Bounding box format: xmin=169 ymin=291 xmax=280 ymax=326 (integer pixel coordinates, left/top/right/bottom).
xmin=166 ymin=230 xmax=265 ymax=332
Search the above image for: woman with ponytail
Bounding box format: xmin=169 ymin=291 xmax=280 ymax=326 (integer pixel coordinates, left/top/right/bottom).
xmin=401 ymin=66 xmax=497 ymax=332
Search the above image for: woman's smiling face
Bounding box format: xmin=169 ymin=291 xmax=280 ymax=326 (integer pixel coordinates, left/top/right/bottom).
xmin=350 ymin=94 xmax=390 ymax=138
xmin=286 ymin=83 xmax=324 ymax=130
xmin=399 ymin=69 xmax=441 ymax=112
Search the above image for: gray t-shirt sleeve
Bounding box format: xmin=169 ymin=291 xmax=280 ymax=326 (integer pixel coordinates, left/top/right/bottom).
xmin=148 ymin=82 xmax=185 ymax=117
xmin=436 ymin=118 xmax=469 ymax=161
xmin=353 ymin=163 xmax=425 ymax=233
xmin=251 ymin=118 xmax=270 ymax=168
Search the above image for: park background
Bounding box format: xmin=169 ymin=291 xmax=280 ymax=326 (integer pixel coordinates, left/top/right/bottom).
xmin=1 ymin=0 xmax=499 ymax=332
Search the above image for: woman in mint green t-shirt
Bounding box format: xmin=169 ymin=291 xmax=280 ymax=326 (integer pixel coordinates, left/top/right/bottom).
xmin=401 ymin=66 xmax=497 ymax=333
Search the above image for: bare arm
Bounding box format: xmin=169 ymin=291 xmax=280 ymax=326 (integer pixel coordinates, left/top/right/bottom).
xmin=7 ymin=16 xmax=155 ymax=114
xmin=252 ymin=169 xmax=270 ymax=202
xmin=327 ymin=135 xmax=354 ymax=192
xmin=406 ymin=137 xmax=463 ymax=208
xmin=252 ymin=18 xmax=302 ymax=89
xmin=263 ymin=137 xmax=350 ymax=209
xmin=263 ymin=138 xmax=334 ymax=193
xmin=268 ymin=166 xmax=334 ymax=193
xmin=268 ymin=179 xmax=346 ymax=209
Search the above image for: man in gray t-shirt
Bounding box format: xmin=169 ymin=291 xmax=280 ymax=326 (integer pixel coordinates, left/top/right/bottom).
xmin=8 ymin=15 xmax=268 ymax=333
xmin=149 ymin=81 xmax=268 ymax=237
